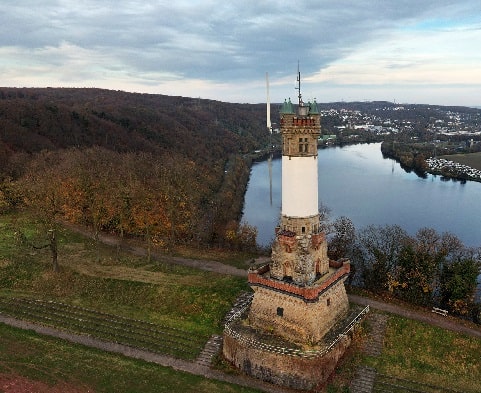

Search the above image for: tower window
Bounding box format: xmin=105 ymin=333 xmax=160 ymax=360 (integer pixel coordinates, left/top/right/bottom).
xmin=301 ymin=226 xmax=306 ymax=233
xmin=298 ymin=137 xmax=308 ymax=153
xmin=327 ymin=298 xmax=331 ymax=306
xmin=277 ymin=307 xmax=284 ymax=317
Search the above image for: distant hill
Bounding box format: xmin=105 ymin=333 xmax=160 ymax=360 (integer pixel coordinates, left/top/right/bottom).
xmin=0 ymin=87 xmax=268 ymax=173
xmin=1 ymin=89 xmax=480 ymax=248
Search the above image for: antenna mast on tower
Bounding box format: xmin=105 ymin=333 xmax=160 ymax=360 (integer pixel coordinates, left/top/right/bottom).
xmin=266 ymin=72 xmax=273 ymax=205
xmin=295 ymin=61 xmax=303 ymax=106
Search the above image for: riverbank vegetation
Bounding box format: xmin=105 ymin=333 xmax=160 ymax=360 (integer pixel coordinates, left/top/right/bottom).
xmin=381 ymin=141 xmax=481 ymax=181
xmin=326 ymin=217 xmax=481 ymax=324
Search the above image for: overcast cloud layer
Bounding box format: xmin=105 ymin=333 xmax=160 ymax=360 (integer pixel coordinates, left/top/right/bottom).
xmin=2 ymin=1 xmax=481 ymax=105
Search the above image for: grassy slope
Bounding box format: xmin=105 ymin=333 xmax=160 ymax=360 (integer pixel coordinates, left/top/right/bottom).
xmin=1 ymin=213 xmax=480 ymax=392
xmin=0 ymin=323 xmax=261 ymax=393
xmin=365 ymin=315 xmax=480 ymax=392
xmin=0 ymin=214 xmax=249 ymax=336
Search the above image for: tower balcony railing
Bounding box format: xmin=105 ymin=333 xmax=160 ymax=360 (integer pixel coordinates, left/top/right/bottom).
xmin=280 ymin=117 xmax=320 ymax=127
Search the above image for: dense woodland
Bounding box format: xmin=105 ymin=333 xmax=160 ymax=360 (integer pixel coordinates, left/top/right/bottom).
xmin=0 ymin=88 xmax=268 ymax=252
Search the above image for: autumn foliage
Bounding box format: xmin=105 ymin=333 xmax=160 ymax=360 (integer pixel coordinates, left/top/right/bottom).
xmin=0 ymin=87 xmax=266 ymax=250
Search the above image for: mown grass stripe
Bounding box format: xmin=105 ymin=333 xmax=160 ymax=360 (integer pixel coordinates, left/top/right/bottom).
xmin=0 ymin=297 xmax=206 ymax=359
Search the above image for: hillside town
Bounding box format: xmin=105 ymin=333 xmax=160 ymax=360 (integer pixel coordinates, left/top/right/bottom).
xmin=315 ymin=102 xmax=481 ymax=181
xmin=319 ymin=103 xmax=481 ymax=138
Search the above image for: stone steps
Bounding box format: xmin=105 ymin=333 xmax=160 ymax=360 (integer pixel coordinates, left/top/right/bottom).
xmin=195 ymin=335 xmax=223 ymax=367
xmin=350 ymin=366 xmax=377 ymax=393
xmin=222 ymin=291 xmax=253 ymax=324
xmin=349 ymin=313 xmax=388 ymax=393
xmin=363 ymin=313 xmax=388 ymax=356
xmin=195 ymin=292 xmax=254 ymax=368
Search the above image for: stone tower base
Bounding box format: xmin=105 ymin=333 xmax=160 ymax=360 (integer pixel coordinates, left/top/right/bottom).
xmin=223 ymin=329 xmax=352 ymax=390
xmin=222 ymin=304 xmax=369 ymax=391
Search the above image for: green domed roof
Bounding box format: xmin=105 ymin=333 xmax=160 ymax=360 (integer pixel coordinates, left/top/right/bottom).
xmin=280 ymin=98 xmax=295 ymax=114
xmin=309 ymin=99 xmax=319 ymax=114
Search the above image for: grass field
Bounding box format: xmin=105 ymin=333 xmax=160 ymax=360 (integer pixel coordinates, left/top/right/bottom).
xmin=0 ymin=323 xmax=262 ymax=393
xmin=364 ymin=315 xmax=481 ymax=393
xmin=1 ymin=212 xmax=480 ymax=392
xmin=0 ymin=213 xmax=249 ymax=337
xmin=322 ymin=313 xmax=481 ymax=393
xmin=439 ymin=152 xmax=481 ymax=171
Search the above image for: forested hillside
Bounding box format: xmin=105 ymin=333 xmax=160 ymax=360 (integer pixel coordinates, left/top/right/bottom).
xmin=0 ymin=88 xmax=268 ymax=248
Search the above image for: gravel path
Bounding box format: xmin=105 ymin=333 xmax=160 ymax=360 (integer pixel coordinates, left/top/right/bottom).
xmin=348 ymin=294 xmax=481 ymax=339
xmin=62 ymin=221 xmax=481 ymax=339
xmin=61 ymin=221 xmax=247 ymax=277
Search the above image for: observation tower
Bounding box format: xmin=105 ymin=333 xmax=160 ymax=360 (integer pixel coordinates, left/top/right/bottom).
xmin=223 ymin=70 xmax=366 ymax=390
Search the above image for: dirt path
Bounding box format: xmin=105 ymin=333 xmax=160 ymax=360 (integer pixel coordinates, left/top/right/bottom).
xmin=348 ymin=294 xmax=481 ymax=339
xmin=2 ymin=220 xmax=480 ymax=392
xmin=61 ymin=221 xmax=247 ymax=278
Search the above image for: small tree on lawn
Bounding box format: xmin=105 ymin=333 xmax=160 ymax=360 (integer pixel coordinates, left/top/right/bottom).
xmin=21 ymin=151 xmax=65 ymax=272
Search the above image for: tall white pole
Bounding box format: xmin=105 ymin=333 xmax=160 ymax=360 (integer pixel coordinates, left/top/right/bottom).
xmin=266 ymin=72 xmax=271 ymax=133
xmin=266 ymin=72 xmax=273 ymax=205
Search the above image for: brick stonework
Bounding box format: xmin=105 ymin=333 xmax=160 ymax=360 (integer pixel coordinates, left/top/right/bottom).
xmin=222 ymin=331 xmax=351 ymax=391
xmin=248 ymin=268 xmax=349 ymax=343
xmin=278 ymin=214 xmax=320 ymax=235
xmin=270 ymin=233 xmax=330 ymax=285
xmin=248 ymin=263 xmax=350 ymax=301
xmin=222 ymin=91 xmax=353 ymax=390
xmin=280 ymin=114 xmax=321 ymax=158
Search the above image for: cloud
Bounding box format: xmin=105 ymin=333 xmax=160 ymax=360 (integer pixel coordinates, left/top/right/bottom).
xmin=1 ymin=1 xmax=481 ymax=105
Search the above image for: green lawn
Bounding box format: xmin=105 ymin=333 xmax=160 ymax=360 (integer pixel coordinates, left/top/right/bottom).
xmin=364 ymin=315 xmax=481 ymax=393
xmin=0 ymin=323 xmax=261 ymax=393
xmin=1 ymin=212 xmax=480 ymax=392
xmin=0 ymin=213 xmax=248 ymax=337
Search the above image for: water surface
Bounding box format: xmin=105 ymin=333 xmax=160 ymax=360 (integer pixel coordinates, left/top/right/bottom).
xmin=242 ymin=143 xmax=481 ymax=248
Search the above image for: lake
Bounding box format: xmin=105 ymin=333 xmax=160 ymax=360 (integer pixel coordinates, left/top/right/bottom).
xmin=242 ymin=142 xmax=481 ymax=249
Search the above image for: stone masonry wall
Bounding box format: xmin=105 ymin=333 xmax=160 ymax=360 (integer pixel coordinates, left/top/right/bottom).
xmin=270 ymin=233 xmax=330 ymax=285
xmin=248 ymin=278 xmax=349 ymax=344
xmin=222 ymin=331 xmax=351 ymax=390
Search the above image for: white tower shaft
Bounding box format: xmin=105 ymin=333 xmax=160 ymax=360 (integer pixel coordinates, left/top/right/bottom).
xmin=282 ymin=156 xmax=318 ymax=218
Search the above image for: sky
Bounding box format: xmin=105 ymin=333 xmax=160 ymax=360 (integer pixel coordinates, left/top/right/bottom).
xmin=2 ymin=1 xmax=481 ymax=106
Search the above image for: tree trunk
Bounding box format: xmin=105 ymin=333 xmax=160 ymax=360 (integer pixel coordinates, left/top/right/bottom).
xmin=48 ymin=229 xmax=59 ymax=272
xmin=146 ymin=226 xmax=151 ymax=263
